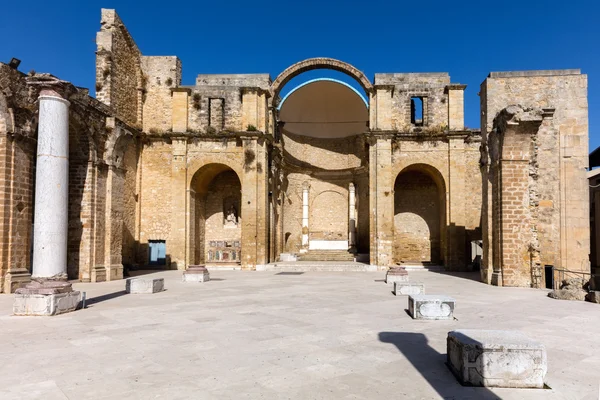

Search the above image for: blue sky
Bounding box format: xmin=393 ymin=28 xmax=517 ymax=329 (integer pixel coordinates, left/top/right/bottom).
xmin=1 ymin=0 xmax=598 ymax=149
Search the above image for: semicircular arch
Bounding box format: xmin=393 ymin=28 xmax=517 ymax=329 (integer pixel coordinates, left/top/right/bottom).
xmin=188 ymin=161 xmax=243 ymax=194
xmin=271 ymin=58 xmax=372 ymax=104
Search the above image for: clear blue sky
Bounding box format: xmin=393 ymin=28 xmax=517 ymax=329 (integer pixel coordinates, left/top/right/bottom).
xmin=1 ymin=0 xmax=598 ymax=150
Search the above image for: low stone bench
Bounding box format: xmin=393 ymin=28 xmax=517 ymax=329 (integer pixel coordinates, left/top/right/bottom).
xmin=386 ymin=267 xmax=409 ymax=285
xmin=447 ymin=329 xmax=547 ymax=388
xmin=408 ymin=294 xmax=455 ymax=320
xmin=394 ymin=282 xmax=425 ymax=296
xmin=183 ymin=265 xmax=210 ymax=283
xmin=126 ymin=277 xmax=164 ymax=294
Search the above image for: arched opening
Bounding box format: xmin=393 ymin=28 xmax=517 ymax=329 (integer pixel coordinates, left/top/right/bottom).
xmin=274 ymin=70 xmax=371 ymax=260
xmin=394 ymin=165 xmax=446 ymax=265
xmin=271 ymin=57 xmax=373 ymax=104
xmin=189 ymin=164 xmax=242 ymax=266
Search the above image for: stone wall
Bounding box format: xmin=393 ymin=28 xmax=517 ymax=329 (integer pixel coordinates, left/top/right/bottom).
xmin=0 ymin=64 xmax=35 ymax=293
xmin=203 ymin=170 xmax=242 ymax=261
xmin=394 ymin=169 xmax=442 ymax=263
xmin=138 ymin=140 xmax=173 ymax=263
xmin=373 ymin=73 xmax=451 ymax=131
xmin=141 ymin=56 xmax=181 ymax=133
xmin=480 ymin=70 xmax=589 ymax=287
xmin=96 ymin=9 xmax=142 ymax=127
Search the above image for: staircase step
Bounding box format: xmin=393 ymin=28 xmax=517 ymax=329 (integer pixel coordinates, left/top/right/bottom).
xmin=299 ymin=250 xmax=355 ymax=262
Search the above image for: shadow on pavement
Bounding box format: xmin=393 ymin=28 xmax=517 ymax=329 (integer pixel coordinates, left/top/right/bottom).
xmin=378 ymin=331 xmax=501 ymax=400
xmin=85 ymin=290 xmax=128 ymax=306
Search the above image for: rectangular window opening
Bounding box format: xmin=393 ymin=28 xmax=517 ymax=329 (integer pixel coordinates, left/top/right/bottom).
xmin=411 ymin=97 xmax=424 ymax=127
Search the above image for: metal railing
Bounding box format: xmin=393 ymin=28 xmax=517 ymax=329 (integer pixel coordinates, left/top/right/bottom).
xmin=551 ymin=267 xmax=593 ymax=290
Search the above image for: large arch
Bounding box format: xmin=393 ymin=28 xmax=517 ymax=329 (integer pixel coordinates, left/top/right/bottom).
xmin=271 ymin=58 xmax=373 ymax=105
xmin=393 ymin=163 xmax=447 ymax=265
xmin=188 ymin=163 xmax=243 ymax=266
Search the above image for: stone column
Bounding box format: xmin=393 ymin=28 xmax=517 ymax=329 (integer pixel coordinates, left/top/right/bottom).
xmin=32 ymin=89 xmax=70 ymax=279
xmin=349 ymin=183 xmax=356 ymax=249
xmin=301 ymin=181 xmax=310 ymax=252
xmin=14 ymin=81 xmax=80 ymax=316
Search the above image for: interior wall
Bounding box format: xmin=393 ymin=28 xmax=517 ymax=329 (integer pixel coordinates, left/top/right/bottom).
xmin=394 ymin=170 xmax=441 ymax=263
xmin=203 ymin=170 xmax=242 ymax=262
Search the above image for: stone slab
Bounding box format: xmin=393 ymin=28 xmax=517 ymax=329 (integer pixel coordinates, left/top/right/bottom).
xmin=408 ymin=294 xmax=455 ymax=320
xmin=393 ymin=282 xmax=425 ymax=296
xmin=13 ymin=291 xmax=81 ymax=316
xmin=126 ymin=278 xmax=164 ymax=294
xmin=447 ymin=329 xmax=547 ymax=388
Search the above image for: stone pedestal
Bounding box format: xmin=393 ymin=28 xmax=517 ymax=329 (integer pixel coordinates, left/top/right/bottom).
xmin=394 ymin=282 xmax=425 ymax=296
xmin=408 ymin=294 xmax=455 ymax=320
xmin=14 ymin=281 xmax=80 ymax=316
xmin=447 ymin=329 xmax=547 ymax=388
xmin=4 ymin=267 xmax=32 ymax=294
xmin=386 ymin=266 xmax=409 ymax=285
xmin=126 ymin=278 xmax=164 ymax=294
xmin=183 ymin=265 xmax=210 ymax=283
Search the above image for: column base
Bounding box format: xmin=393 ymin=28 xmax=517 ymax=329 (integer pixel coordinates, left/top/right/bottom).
xmin=3 ymin=267 xmax=31 ymax=294
xmin=491 ymin=271 xmax=503 ymax=287
xmin=183 ymin=265 xmax=210 ymax=283
xmin=386 ymin=267 xmax=409 ymax=285
xmin=13 ymin=281 xmax=80 ymax=316
xmin=91 ymin=265 xmax=107 ymax=283
xmin=105 ymin=264 xmax=124 ymax=281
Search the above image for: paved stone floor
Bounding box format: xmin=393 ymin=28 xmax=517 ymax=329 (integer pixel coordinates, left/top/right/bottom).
xmin=0 ymin=270 xmax=599 ymax=400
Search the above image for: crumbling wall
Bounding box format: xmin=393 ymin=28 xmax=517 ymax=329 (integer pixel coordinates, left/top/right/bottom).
xmin=481 ymin=70 xmax=589 ymax=286
xmin=96 ymin=9 xmax=143 ymax=127
xmin=0 ymin=65 xmax=36 ymax=293
xmin=141 ymin=56 xmax=181 ymax=133
xmin=374 ymin=73 xmax=450 ymax=131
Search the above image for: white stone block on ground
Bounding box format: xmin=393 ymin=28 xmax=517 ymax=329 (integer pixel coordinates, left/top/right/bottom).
xmin=408 ymin=294 xmax=455 ymax=320
xmin=386 ymin=267 xmax=409 ymax=285
xmin=447 ymin=329 xmax=547 ymax=388
xmin=182 ymin=266 xmax=210 ymax=283
xmin=126 ymin=278 xmax=164 ymax=294
xmin=394 ymin=282 xmax=425 ymax=296
xmin=13 ymin=291 xmax=81 ymax=316
xmin=279 ymin=253 xmax=297 ymax=262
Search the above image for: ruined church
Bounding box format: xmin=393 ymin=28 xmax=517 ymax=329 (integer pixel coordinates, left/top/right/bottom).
xmin=0 ymin=9 xmax=590 ymax=293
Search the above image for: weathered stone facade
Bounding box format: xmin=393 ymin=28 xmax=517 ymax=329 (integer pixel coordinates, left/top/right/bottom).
xmin=0 ymin=9 xmax=590 ymax=292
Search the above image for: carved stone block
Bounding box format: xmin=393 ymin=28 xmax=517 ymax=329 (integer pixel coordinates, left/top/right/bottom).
xmin=447 ymin=329 xmax=547 ymax=388
xmin=408 ymin=294 xmax=455 ymax=320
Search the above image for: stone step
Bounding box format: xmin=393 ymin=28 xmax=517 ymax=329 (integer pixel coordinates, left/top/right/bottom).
xmin=299 ymin=250 xmax=355 ymax=262
xmin=261 ymin=262 xmax=376 ymax=272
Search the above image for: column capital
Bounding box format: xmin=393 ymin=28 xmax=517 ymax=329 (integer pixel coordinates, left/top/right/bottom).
xmin=26 ymin=73 xmax=77 ymax=104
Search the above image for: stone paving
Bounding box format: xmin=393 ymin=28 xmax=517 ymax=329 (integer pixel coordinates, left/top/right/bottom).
xmin=0 ymin=270 xmax=599 ymax=400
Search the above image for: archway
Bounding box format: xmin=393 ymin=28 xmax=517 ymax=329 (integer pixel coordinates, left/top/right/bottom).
xmin=189 ymin=164 xmax=242 ymax=265
xmin=271 ymin=57 xmax=373 ymax=105
xmin=274 ymin=75 xmax=370 ymax=259
xmin=393 ymin=164 xmax=446 ymax=265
